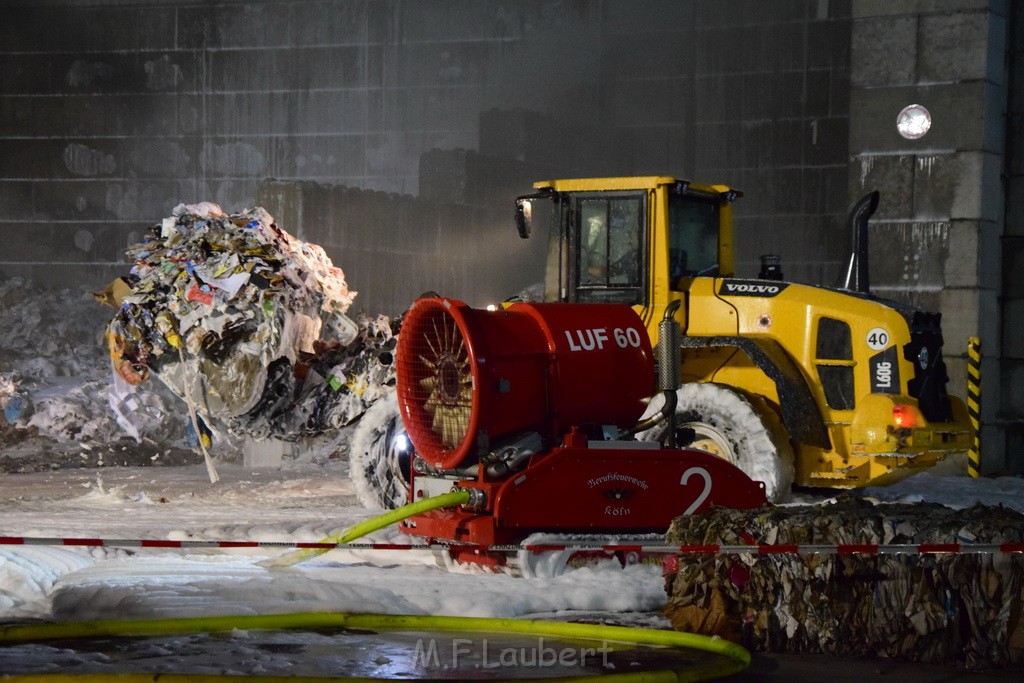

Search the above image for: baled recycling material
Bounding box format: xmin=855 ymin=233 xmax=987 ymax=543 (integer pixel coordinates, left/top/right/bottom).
xmin=105 ymin=203 xmax=397 ymax=440
xmin=663 ymin=495 xmax=1024 ymax=668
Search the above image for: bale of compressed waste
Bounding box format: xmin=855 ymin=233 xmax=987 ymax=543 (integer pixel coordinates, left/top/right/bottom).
xmin=663 ymin=495 xmax=1024 ymax=668
xmin=105 ymin=203 xmax=396 ymax=440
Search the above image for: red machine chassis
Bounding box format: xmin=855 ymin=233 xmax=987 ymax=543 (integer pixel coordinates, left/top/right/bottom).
xmin=399 ymin=436 xmax=768 ymax=565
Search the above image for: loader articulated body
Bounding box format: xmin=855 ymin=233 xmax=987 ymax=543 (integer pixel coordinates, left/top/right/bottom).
xmin=680 ymin=274 xmax=969 ymax=487
xmin=514 ymin=176 xmax=972 ymax=493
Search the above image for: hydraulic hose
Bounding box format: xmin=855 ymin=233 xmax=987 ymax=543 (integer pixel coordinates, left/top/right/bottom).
xmin=259 ymin=488 xmax=471 ymax=568
xmin=620 ymin=389 xmax=677 ymax=439
xmin=0 ymin=612 xmax=750 ymax=682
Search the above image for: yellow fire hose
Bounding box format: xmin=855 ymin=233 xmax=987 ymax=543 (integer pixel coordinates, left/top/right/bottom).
xmin=0 ymin=489 xmax=750 ymax=681
xmin=0 ymin=612 xmax=749 ymax=682
xmin=258 ymin=488 xmax=472 ymax=568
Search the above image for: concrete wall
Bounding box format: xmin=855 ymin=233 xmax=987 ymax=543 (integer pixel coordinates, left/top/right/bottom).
xmin=255 ymin=176 xmax=548 ymax=315
xmin=0 ymin=0 xmax=852 ymax=296
xmin=849 ymin=0 xmax=1012 ymax=472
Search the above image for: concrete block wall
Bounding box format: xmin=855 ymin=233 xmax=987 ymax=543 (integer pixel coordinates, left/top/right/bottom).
xmin=256 ymin=178 xmax=548 ymax=316
xmin=849 ymin=0 xmax=1012 ymax=472
xmin=685 ymin=1 xmax=854 ymax=285
xmin=0 ymin=0 xmax=853 ymax=293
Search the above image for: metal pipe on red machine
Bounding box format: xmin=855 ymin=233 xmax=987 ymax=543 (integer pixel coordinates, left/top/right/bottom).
xmin=658 ymin=300 xmax=683 ymax=392
xmin=658 ymin=300 xmax=682 ymax=447
xmin=620 ymin=301 xmax=681 ymax=441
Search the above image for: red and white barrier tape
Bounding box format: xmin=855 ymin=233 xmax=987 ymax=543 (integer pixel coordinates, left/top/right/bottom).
xmin=510 ymin=543 xmax=1024 ymax=555
xmin=0 ymin=537 xmax=423 ymax=551
xmin=1 ymin=536 xmax=1022 ymax=555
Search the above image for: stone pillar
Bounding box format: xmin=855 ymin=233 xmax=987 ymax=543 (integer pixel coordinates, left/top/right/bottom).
xmin=848 ymin=1 xmax=1010 ymax=472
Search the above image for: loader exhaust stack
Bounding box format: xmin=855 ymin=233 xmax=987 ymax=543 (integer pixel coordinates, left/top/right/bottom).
xmin=843 ymin=190 xmax=880 ymax=294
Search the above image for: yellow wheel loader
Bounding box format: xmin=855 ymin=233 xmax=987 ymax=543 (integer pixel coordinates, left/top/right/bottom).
xmin=513 ymin=176 xmax=972 ymax=500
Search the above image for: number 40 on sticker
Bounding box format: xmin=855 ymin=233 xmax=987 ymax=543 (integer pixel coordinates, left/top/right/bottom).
xmin=866 ymin=327 xmax=890 ymax=350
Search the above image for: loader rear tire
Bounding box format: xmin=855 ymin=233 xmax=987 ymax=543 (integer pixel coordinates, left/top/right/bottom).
xmin=349 ymin=390 xmax=411 ymax=510
xmin=637 ymin=383 xmax=795 ymax=502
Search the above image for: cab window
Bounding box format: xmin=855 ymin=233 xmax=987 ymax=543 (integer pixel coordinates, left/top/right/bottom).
xmin=575 ymin=195 xmax=643 ymax=304
xmin=668 ymin=195 xmax=719 ymax=289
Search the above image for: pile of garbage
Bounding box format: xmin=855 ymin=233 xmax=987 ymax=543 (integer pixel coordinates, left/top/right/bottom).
xmin=0 ymin=374 xmax=27 ymax=426
xmin=663 ymin=495 xmax=1024 ymax=668
xmin=0 ymin=276 xmax=107 ymax=433
xmin=0 ymin=277 xmax=109 ymax=380
xmin=104 ymin=203 xmax=396 ymax=441
xmin=0 ymin=276 xmax=173 ymax=447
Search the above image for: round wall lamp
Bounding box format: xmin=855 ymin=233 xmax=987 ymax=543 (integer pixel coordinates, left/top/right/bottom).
xmin=897 ymin=104 xmax=932 ymax=139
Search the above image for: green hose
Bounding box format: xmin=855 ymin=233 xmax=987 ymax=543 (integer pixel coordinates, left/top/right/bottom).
xmin=258 ymin=488 xmax=471 ymax=568
xmin=0 ymin=612 xmax=749 ymax=682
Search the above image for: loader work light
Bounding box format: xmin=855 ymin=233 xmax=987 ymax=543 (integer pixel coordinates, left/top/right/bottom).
xmin=897 ymin=104 xmax=931 ymax=139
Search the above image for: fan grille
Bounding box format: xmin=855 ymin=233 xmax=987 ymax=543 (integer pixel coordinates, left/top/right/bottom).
xmin=397 ymin=302 xmax=476 ymax=464
xmin=419 ymin=312 xmax=472 ymax=448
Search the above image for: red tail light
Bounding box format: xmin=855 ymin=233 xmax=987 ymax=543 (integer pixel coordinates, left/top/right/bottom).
xmin=893 ymin=404 xmax=916 ymax=428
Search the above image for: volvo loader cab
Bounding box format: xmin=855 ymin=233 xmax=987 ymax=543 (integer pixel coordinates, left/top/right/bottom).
xmin=515 ymin=176 xmax=972 ymax=498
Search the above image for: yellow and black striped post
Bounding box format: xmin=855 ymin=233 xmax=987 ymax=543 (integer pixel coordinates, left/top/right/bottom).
xmin=967 ymin=337 xmax=982 ymax=478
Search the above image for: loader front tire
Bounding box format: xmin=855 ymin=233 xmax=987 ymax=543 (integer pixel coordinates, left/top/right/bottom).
xmin=349 ymin=390 xmax=411 ymax=509
xmin=637 ymin=383 xmax=794 ymax=502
